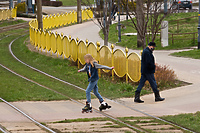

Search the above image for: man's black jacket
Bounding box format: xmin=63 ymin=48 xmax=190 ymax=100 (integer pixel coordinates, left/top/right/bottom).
xmin=141 ymin=47 xmax=156 ymax=74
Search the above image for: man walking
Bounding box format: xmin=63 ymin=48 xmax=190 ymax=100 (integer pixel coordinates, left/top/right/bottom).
xmin=134 ymin=42 xmax=165 ymax=103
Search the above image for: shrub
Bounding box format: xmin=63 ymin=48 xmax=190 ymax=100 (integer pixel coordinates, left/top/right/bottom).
xmin=144 ymin=64 xmax=177 ymax=91
xmin=154 ymin=64 xmax=177 ymax=90
xmin=15 ymin=2 xmax=26 ymax=13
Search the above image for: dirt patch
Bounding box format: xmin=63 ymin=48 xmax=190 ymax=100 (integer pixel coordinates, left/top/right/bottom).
xmin=47 ymin=121 xmax=136 ymax=133
xmin=26 ymin=40 xmax=63 ymax=59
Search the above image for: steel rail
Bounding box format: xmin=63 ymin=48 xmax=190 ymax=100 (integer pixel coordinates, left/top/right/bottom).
xmin=6 ymin=32 xmax=195 ymax=133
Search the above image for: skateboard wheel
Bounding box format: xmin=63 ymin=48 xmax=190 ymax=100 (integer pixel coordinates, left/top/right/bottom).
xmin=82 ymin=110 xmax=84 ymax=113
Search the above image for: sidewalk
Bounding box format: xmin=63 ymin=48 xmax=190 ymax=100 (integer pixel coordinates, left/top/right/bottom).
xmin=53 ymin=18 xmax=200 ymax=117
xmin=13 ymin=12 xmax=200 ymax=120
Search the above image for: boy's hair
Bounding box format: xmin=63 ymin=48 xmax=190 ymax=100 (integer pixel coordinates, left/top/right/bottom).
xmin=84 ymin=54 xmax=97 ymax=67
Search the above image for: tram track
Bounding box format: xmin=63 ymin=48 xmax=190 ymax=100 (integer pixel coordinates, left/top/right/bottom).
xmin=0 ymin=34 xmax=144 ymax=132
xmin=0 ymin=22 xmax=29 ymax=33
xmin=0 ymin=95 xmax=56 ymax=133
xmin=0 ymin=28 xmax=195 ymax=132
xmin=8 ymin=35 xmax=195 ymax=133
xmin=0 ymin=125 xmax=7 ymax=133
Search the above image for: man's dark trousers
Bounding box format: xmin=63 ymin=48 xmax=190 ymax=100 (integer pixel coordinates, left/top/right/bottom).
xmin=136 ymin=73 xmax=159 ymax=93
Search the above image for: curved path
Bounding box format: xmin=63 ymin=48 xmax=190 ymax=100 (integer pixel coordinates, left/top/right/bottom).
xmin=53 ymin=19 xmax=200 ymax=116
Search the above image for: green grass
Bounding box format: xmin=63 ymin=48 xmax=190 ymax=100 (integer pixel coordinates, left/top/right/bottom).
xmin=54 ymin=117 xmax=109 ymax=123
xmin=11 ymin=34 xmax=153 ymax=100
xmin=0 ymin=66 xmax=67 ymax=101
xmin=171 ymin=49 xmax=200 ymax=59
xmin=59 ymin=0 xmax=94 ymax=6
xmin=0 ymin=19 xmax=25 ymax=27
xmin=101 ymin=12 xmax=198 ymax=50
xmin=162 ymin=111 xmax=200 ymax=132
xmin=0 ymin=28 xmax=150 ymax=102
xmin=0 ymin=25 xmax=185 ymax=102
xmin=0 ymin=29 xmax=86 ymax=102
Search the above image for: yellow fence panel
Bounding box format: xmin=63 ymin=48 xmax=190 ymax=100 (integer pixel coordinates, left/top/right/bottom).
xmin=37 ymin=30 xmax=41 ymax=49
xmin=127 ymin=53 xmax=141 ymax=82
xmin=0 ymin=8 xmax=17 ymax=21
xmin=57 ymin=34 xmax=63 ymax=56
xmin=70 ymin=39 xmax=78 ymax=61
xmin=29 ymin=27 xmax=33 ymax=44
xmin=46 ymin=31 xmax=51 ymax=51
xmin=113 ymin=49 xmax=126 ymax=77
xmin=7 ymin=9 xmax=11 ymax=19
xmin=41 ymin=31 xmax=46 ymax=50
xmin=2 ymin=10 xmax=6 ymax=20
xmin=99 ymin=46 xmax=112 ymax=73
xmin=78 ymin=40 xmax=87 ymax=65
xmin=63 ymin=36 xmax=70 ymax=58
xmin=11 ymin=7 xmax=17 ymax=18
xmin=0 ymin=10 xmax=3 ymax=21
xmin=87 ymin=42 xmax=98 ymax=60
xmin=35 ymin=30 xmax=38 ymax=47
xmin=29 ymin=8 xmax=141 ymax=82
xmin=51 ymin=33 xmax=57 ymax=53
xmin=63 ymin=13 xmax=68 ymax=25
xmin=43 ymin=16 xmax=47 ymax=29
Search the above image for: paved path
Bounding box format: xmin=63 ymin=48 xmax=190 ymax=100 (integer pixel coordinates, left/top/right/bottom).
xmin=3 ymin=14 xmax=198 ymax=124
xmin=53 ymin=19 xmax=200 ymax=117
xmin=42 ymin=6 xmax=88 ymax=15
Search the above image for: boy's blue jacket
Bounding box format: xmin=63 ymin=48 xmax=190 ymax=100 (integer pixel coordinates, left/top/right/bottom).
xmin=79 ymin=62 xmax=112 ymax=82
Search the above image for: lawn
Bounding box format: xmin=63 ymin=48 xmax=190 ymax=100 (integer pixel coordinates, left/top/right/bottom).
xmin=59 ymin=0 xmax=94 ymax=6
xmin=0 ymin=27 xmax=146 ymax=102
xmin=100 ymin=12 xmax=198 ymax=50
xmin=162 ymin=111 xmax=200 ymax=132
xmin=0 ymin=18 xmax=187 ymax=102
xmin=0 ymin=19 xmax=25 ymax=27
xmin=171 ymin=49 xmax=200 ymax=59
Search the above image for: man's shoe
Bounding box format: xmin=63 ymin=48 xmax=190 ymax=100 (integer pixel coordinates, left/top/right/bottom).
xmin=134 ymin=91 xmax=144 ymax=103
xmin=154 ymin=91 xmax=165 ymax=102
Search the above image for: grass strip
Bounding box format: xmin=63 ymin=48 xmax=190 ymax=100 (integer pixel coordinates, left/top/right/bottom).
xmin=0 ymin=19 xmax=25 ymax=27
xmin=162 ymin=111 xmax=200 ymax=133
xmin=171 ymin=49 xmax=200 ymax=59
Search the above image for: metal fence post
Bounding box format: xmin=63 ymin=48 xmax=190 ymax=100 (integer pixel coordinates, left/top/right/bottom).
xmin=76 ymin=37 xmax=80 ymax=68
xmin=61 ymin=33 xmax=64 ymax=59
xmin=97 ymin=42 xmax=101 ymax=78
xmin=111 ymin=44 xmax=115 ymax=81
xmin=172 ymin=34 xmax=174 ymax=45
xmin=86 ymin=39 xmax=89 ymax=53
xmin=125 ymin=47 xmax=128 ymax=83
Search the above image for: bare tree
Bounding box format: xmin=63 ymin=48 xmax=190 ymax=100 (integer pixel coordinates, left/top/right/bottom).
xmin=121 ymin=0 xmax=175 ymax=49
xmin=83 ymin=0 xmax=116 ymax=46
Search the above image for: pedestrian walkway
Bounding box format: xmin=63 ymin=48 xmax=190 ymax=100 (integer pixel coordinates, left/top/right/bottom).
xmin=53 ymin=18 xmax=200 ymax=117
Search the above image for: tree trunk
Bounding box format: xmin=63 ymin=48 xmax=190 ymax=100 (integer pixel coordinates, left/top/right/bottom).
xmin=136 ymin=0 xmax=144 ymax=48
xmin=104 ymin=28 xmax=109 ymax=46
xmin=37 ymin=0 xmax=43 ymax=29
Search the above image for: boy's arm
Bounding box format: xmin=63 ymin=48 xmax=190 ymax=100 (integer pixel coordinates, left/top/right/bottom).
xmin=94 ymin=62 xmax=112 ymax=70
xmin=78 ymin=65 xmax=87 ymax=72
